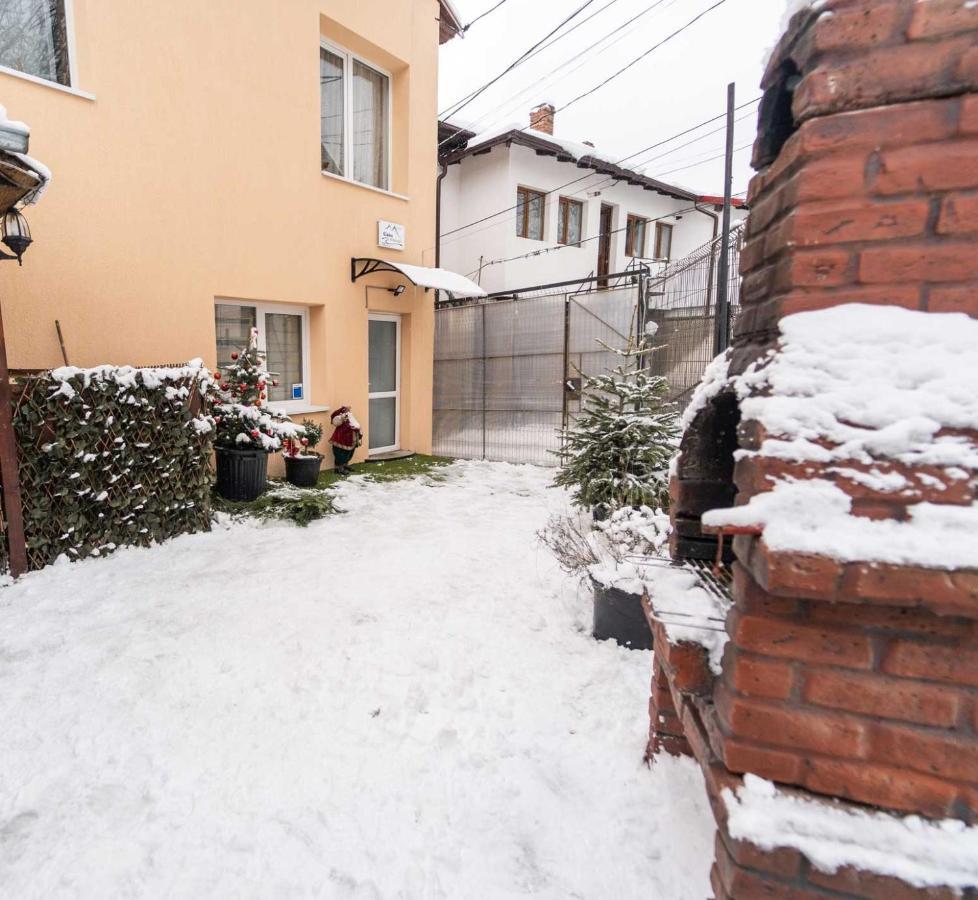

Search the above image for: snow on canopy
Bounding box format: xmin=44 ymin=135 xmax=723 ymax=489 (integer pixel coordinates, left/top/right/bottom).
xmin=0 ymin=103 xmax=51 ymax=205
xmin=381 ymin=260 xmax=486 ymax=298
xmin=724 ymin=774 xmax=978 ymax=890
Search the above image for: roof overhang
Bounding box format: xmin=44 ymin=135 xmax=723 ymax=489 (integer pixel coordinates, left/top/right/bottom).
xmin=351 ymin=257 xmax=486 ymax=299
xmin=441 ymin=129 xmax=699 ymax=202
xmin=439 ymin=0 xmax=464 ymax=43
xmin=0 ymin=149 xmax=48 ymax=212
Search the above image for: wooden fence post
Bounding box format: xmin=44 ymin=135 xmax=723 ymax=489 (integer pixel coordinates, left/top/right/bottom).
xmin=0 ymin=302 xmax=28 ymax=577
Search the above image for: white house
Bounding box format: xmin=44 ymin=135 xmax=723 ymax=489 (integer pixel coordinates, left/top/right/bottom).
xmin=438 ymin=104 xmax=747 ymax=295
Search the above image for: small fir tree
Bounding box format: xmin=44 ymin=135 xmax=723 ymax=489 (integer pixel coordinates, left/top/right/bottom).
xmin=553 ymin=351 xmax=679 ymax=513
xmin=213 ymin=328 xmax=302 ymax=451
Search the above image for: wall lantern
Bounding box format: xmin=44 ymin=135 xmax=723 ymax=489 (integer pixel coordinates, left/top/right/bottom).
xmin=388 ymin=285 xmax=406 ymax=297
xmin=0 ymin=207 xmax=31 ymax=265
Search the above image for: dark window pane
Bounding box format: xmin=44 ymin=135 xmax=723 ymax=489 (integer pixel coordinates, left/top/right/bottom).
xmin=320 ymin=47 xmax=345 ymax=176
xmin=265 ymin=313 xmax=303 ymax=402
xmin=215 ymin=304 xmax=256 ymax=370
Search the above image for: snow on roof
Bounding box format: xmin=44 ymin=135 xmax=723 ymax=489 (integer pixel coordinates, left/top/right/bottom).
xmin=736 ymin=304 xmax=978 ymax=471
xmin=381 ymin=261 xmax=486 ymax=298
xmin=703 ymin=479 xmax=978 ymax=570
xmin=724 ymin=774 xmax=978 ymax=891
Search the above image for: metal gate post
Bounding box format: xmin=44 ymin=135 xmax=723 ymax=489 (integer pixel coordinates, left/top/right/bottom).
xmin=561 ymin=293 xmax=571 ymax=434
xmin=481 ymin=303 xmax=487 ymax=461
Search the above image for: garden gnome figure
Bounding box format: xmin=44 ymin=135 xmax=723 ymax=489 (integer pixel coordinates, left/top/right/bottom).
xmin=329 ymin=406 xmax=362 ymax=474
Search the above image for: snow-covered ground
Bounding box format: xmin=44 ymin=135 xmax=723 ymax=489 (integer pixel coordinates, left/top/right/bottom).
xmin=0 ymin=461 xmax=714 ymax=899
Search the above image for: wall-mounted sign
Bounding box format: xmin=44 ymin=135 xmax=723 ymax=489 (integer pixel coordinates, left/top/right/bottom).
xmin=291 ymin=383 xmax=304 ymax=401
xmin=378 ymin=220 xmax=406 ymax=251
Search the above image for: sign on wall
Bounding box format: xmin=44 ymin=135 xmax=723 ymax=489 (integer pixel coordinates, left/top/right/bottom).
xmin=378 ymin=220 xmax=406 ymax=251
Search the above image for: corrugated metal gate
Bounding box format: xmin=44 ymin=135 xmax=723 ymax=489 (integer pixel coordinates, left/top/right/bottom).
xmin=433 ymin=225 xmax=743 ymax=465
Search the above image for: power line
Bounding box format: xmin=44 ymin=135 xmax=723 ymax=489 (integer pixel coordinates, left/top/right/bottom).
xmin=462 ymin=0 xmax=511 ymax=33
xmin=554 ymin=0 xmax=730 ymax=114
xmin=451 ymin=0 xmax=676 ymax=142
xmin=466 ymin=192 xmax=747 ymax=277
xmin=439 ymin=96 xmax=760 ymax=242
xmin=439 ymin=0 xmax=599 ymax=121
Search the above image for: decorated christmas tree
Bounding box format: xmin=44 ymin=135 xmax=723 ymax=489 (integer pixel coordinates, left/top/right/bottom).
xmin=553 ymin=344 xmax=679 ymax=513
xmin=212 ymin=328 xmax=303 ymax=451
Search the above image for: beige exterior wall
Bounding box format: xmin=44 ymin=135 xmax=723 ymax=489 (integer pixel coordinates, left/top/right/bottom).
xmin=0 ymin=0 xmax=446 ymax=463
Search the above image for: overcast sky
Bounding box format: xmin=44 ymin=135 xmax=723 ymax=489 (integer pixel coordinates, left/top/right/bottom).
xmin=438 ymin=0 xmax=789 ymax=197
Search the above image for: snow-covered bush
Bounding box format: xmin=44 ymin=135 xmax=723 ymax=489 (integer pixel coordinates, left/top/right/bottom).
xmin=13 ymin=360 xmax=215 ymax=569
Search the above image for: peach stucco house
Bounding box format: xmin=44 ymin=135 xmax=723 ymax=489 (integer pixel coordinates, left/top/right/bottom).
xmin=0 ymin=0 xmax=480 ymax=465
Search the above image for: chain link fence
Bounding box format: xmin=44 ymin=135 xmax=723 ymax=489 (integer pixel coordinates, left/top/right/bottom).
xmin=433 ymin=225 xmax=743 ymax=465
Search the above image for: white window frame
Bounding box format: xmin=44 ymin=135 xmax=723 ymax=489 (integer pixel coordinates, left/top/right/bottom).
xmin=368 ymin=313 xmax=401 ymax=454
xmin=215 ymin=299 xmax=312 ymax=415
xmin=319 ymin=38 xmax=393 ymax=192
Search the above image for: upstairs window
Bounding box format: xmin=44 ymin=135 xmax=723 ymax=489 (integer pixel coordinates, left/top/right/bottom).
xmin=557 ymin=197 xmax=583 ymax=246
xmin=0 ymin=0 xmax=71 ymax=86
xmin=320 ymin=41 xmax=390 ymax=191
xmin=625 ymin=215 xmax=647 ymax=258
xmin=654 ymin=222 xmax=674 ymax=260
xmin=516 ymin=187 xmax=545 ymax=240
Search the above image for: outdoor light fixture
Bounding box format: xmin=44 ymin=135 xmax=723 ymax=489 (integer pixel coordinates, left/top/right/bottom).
xmin=0 ymin=207 xmax=31 ymax=265
xmin=389 ymin=284 xmax=406 ymax=297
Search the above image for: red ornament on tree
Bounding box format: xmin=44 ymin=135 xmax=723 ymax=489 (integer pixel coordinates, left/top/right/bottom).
xmin=250 ymin=429 xmax=260 ymax=439
xmin=231 ymin=351 xmax=239 ymax=360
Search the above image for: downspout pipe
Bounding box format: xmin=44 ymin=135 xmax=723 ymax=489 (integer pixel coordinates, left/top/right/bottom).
xmin=435 ymin=158 xmax=449 ymax=305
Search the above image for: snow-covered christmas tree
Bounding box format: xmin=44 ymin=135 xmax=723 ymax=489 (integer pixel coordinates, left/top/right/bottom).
xmin=213 ymin=328 xmax=303 ymax=451
xmin=553 ymin=342 xmax=679 ymax=513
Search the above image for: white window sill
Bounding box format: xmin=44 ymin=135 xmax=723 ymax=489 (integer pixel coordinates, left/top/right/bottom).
xmin=268 ymin=403 xmax=331 ymax=416
xmin=0 ymin=65 xmax=96 ymax=100
xmin=321 ymin=170 xmax=409 ymax=202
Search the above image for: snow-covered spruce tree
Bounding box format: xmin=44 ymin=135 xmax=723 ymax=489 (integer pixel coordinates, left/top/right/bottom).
xmin=553 ymin=357 xmax=679 ymax=513
xmin=213 ymin=329 xmax=302 ymax=451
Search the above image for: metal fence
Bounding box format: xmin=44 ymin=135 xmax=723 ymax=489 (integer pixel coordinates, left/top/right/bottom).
xmin=433 ymin=225 xmax=743 ymax=465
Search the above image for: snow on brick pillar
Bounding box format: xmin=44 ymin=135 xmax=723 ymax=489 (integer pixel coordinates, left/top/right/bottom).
xmin=650 ymin=2 xmax=978 ymax=896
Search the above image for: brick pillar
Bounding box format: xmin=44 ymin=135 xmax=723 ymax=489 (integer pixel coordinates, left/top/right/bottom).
xmin=651 ymin=1 xmax=978 ymax=895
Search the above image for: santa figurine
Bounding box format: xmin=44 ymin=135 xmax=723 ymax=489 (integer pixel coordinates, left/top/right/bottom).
xmin=329 ymin=406 xmax=362 ymax=474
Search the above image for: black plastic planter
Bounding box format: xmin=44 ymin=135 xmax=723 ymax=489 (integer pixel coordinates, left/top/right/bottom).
xmin=284 ymin=453 xmax=323 ymax=488
xmin=215 ymin=446 xmax=269 ymax=501
xmin=590 ymin=576 xmax=653 ymax=650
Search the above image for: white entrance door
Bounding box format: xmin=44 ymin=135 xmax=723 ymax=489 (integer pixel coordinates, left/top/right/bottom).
xmin=368 ymin=314 xmax=400 ymax=453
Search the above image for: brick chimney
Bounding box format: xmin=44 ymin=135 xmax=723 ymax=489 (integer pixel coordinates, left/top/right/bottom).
xmin=530 ymin=103 xmax=555 ymax=135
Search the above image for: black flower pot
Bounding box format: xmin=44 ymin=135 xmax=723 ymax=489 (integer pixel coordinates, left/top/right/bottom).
xmin=215 ymin=446 xmax=268 ymax=501
xmin=284 ymin=453 xmax=324 ymax=488
xmin=590 ymin=576 xmax=653 ymax=650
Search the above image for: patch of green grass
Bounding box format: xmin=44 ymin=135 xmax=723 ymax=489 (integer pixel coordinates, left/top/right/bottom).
xmin=315 ymin=454 xmax=454 ymax=488
xmin=211 ymin=455 xmax=454 ymax=527
xmin=212 ymin=483 xmax=340 ymax=527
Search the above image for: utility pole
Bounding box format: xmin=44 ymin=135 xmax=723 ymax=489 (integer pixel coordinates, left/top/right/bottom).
xmin=713 ymin=82 xmax=736 ymax=356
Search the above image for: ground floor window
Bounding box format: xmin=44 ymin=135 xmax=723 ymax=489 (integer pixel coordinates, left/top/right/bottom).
xmin=654 ymin=222 xmax=673 ymax=260
xmin=557 ymin=197 xmax=583 ymax=246
xmin=214 ymin=300 xmax=310 ymax=412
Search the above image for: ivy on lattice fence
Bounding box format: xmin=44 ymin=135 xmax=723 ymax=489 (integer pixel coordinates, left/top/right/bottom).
xmin=9 ymin=360 xmax=216 ymax=571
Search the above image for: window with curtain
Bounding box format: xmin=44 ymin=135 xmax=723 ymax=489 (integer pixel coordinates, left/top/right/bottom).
xmin=214 ymin=302 xmax=308 ymax=409
xmin=320 ymin=41 xmax=390 ymax=190
xmin=654 ymin=222 xmax=674 ymax=260
xmin=0 ymin=0 xmax=71 ymax=85
xmin=516 ymin=187 xmax=545 ymax=240
xmin=320 ymin=47 xmax=345 ymax=176
xmin=625 ymin=215 xmax=648 ymax=258
xmin=557 ymin=197 xmax=583 ymax=246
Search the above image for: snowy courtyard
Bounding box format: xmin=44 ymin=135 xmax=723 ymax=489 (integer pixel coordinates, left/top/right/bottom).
xmin=0 ymin=461 xmax=714 ymax=899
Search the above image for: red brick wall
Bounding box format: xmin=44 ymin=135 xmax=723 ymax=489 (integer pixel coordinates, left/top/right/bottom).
xmin=656 ymin=1 xmax=978 ymax=894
